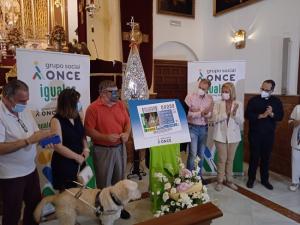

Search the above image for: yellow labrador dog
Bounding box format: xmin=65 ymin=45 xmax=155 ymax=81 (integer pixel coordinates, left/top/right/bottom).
xmin=34 ymin=179 xmax=141 ymax=225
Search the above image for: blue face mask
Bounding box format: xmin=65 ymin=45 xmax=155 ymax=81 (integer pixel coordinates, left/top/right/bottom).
xmin=76 ymin=102 xmax=82 ymax=112
xmin=12 ymin=103 xmax=26 ymax=113
xmin=110 ymin=90 xmax=119 ymax=102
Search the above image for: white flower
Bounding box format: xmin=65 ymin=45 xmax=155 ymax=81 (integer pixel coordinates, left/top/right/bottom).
xmin=164 ymin=182 xmax=171 ymax=190
xmin=154 ymin=172 xmax=163 ymax=178
xmin=187 ymin=204 xmax=193 ymax=208
xmin=170 ymin=201 xmax=176 ymax=206
xmin=162 ymin=176 xmax=169 ymax=183
xmin=157 ymin=191 xmax=160 ymax=195
xmin=202 ymin=185 xmax=207 ymax=193
xmin=151 ymin=192 xmax=155 ymax=195
xmin=154 ymin=210 xmax=161 ymax=217
xmin=202 ymin=193 xmax=210 ymax=203
xmin=170 ymin=187 xmax=177 ymax=194
xmin=179 ymin=163 xmax=185 ymax=169
xmin=192 ymin=192 xmax=201 ymax=199
xmin=180 ymin=193 xmax=192 ymax=206
xmin=174 ymin=178 xmax=181 ymax=184
xmin=161 ymin=205 xmax=170 ymax=212
xmin=162 ymin=192 xmax=169 ymax=202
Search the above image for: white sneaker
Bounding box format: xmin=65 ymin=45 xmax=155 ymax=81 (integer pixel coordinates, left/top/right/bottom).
xmin=289 ymin=183 xmax=299 ymax=191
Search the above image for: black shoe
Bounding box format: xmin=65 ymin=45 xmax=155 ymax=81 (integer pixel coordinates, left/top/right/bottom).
xmin=261 ymin=181 xmax=273 ymax=190
xmin=246 ymin=180 xmax=254 ymax=188
xmin=201 ymin=177 xmax=208 ymax=185
xmin=120 ymin=209 xmax=131 ymax=219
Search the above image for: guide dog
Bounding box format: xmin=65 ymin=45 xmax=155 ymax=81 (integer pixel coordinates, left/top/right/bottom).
xmin=34 ymin=179 xmax=141 ymax=225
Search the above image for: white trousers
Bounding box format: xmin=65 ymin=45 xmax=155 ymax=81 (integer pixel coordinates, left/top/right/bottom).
xmin=292 ymin=147 xmax=300 ymax=184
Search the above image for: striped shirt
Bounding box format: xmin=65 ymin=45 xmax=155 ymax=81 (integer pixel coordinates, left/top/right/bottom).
xmin=185 ymin=92 xmax=214 ymax=125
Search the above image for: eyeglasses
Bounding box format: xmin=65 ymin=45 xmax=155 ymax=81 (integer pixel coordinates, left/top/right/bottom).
xmin=260 ymin=88 xmax=272 ymax=92
xmin=17 ymin=118 xmax=28 ymax=133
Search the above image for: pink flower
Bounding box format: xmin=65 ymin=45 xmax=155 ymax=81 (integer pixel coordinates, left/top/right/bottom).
xmin=176 ymin=182 xmax=192 ymax=192
xmin=180 ymin=169 xmax=192 ymax=178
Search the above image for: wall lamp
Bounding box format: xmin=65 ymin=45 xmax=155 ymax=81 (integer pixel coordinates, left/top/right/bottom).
xmin=233 ymin=29 xmax=246 ymax=49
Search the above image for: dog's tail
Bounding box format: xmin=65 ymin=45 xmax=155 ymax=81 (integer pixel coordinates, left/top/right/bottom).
xmin=34 ymin=195 xmax=56 ymax=223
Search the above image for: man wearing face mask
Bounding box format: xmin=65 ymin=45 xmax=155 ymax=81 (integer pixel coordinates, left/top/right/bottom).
xmin=185 ymin=79 xmax=214 ymax=182
xmin=0 ymin=80 xmax=54 ymax=225
xmin=85 ymin=80 xmax=131 ymax=219
xmin=245 ymin=79 xmax=284 ymax=190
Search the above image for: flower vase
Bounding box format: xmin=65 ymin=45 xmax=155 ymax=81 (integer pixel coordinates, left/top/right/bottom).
xmin=54 ymin=41 xmax=62 ymax=52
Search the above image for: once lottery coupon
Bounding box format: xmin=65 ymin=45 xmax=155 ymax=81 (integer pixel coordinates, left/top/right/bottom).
xmin=137 ymin=101 xmax=182 ymax=137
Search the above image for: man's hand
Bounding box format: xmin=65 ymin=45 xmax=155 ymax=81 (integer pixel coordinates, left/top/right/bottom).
xmin=266 ymin=105 xmax=273 ymax=115
xmin=120 ymin=132 xmax=129 ymax=143
xmin=27 ymin=130 xmax=55 ymax=144
xmin=107 ymin=134 xmax=120 ymax=143
xmin=201 ymin=107 xmax=210 ymax=116
xmin=258 ymin=106 xmax=274 ymax=119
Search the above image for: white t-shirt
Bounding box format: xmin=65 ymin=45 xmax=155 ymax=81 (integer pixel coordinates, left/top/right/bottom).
xmin=290 ymin=105 xmax=300 ymax=149
xmin=0 ymin=101 xmax=39 ymax=178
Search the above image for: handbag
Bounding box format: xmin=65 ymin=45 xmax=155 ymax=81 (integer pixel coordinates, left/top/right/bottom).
xmin=77 ymin=164 xmax=93 ymax=186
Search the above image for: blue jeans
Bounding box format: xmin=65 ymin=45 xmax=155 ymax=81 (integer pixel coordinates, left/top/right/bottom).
xmin=187 ymin=124 xmax=208 ymax=175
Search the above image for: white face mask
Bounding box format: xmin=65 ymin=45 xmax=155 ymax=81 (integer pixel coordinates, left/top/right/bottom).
xmin=261 ymin=91 xmax=270 ymax=98
xmin=222 ymin=93 xmax=230 ymax=100
xmin=198 ymin=88 xmax=205 ymax=96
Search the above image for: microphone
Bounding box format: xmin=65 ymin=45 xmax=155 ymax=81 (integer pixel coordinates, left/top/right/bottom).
xmin=92 ymin=39 xmax=99 ymax=58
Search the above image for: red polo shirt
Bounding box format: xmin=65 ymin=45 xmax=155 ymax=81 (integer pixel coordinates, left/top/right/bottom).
xmin=84 ymin=98 xmax=130 ymax=146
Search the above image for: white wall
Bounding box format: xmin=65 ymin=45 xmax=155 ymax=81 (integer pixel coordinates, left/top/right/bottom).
xmin=154 ymin=0 xmax=300 ymax=94
xmin=67 ymin=1 xmax=78 ymax=42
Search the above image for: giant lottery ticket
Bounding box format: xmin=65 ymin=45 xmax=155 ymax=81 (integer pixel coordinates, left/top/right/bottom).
xmin=137 ymin=101 xmax=182 ymax=138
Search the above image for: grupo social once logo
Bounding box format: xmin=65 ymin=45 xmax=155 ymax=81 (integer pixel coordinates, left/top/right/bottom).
xmin=33 ymin=62 xmax=44 ymax=80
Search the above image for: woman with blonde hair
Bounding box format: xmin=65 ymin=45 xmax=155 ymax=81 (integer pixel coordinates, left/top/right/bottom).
xmin=213 ymin=82 xmax=244 ymax=191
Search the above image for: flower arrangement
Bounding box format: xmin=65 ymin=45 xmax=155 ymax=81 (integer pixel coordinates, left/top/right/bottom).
xmin=50 ymin=25 xmax=66 ymax=44
xmin=7 ymin=27 xmax=25 ymax=47
xmin=152 ymin=157 xmax=210 ymax=217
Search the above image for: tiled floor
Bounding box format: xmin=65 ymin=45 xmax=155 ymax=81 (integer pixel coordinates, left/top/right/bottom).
xmin=1 ymin=155 xmax=300 ymax=225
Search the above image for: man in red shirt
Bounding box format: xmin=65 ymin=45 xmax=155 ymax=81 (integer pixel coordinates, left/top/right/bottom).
xmin=85 ymin=80 xmax=131 ymax=219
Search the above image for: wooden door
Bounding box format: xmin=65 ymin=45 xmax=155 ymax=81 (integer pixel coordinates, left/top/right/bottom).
xmin=154 ymin=59 xmax=187 ymax=101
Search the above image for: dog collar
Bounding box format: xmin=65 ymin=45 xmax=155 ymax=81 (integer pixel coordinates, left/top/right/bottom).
xmin=110 ymin=192 xmax=123 ymax=206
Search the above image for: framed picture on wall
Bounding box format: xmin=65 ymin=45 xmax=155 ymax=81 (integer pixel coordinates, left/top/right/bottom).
xmin=213 ymin=0 xmax=262 ymax=16
xmin=157 ymin=0 xmax=195 ymax=18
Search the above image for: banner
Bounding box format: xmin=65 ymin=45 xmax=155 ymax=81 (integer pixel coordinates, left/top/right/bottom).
xmin=16 ymin=48 xmax=93 ymax=195
xmin=128 ymin=99 xmax=190 ymax=149
xmin=188 ymin=60 xmax=246 ymax=175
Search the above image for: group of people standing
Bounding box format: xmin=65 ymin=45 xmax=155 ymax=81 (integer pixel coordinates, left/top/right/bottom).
xmin=184 ymin=79 xmax=298 ymax=192
xmin=0 ymin=79 xmax=131 ymax=225
xmin=1 ymin=77 xmax=299 ymax=225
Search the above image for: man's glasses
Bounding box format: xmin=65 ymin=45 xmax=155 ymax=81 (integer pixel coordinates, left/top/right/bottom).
xmin=17 ymin=118 xmax=28 ymax=133
xmin=260 ymin=88 xmax=272 ymax=92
